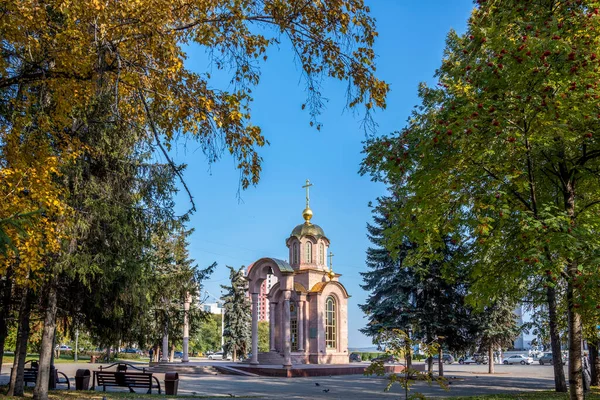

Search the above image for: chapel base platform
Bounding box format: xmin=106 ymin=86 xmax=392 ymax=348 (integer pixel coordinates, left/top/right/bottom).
xmin=222 ymin=363 xmax=407 ymax=377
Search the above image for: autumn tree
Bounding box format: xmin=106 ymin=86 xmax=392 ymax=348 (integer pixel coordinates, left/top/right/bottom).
xmin=2 ymin=2 xmax=387 ymax=397
xmin=361 ymin=1 xmax=600 ymax=398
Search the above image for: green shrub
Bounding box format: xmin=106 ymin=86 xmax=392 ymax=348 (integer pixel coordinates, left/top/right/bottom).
xmin=116 ymin=352 xmax=141 ymax=360
xmin=361 ymin=352 xmax=371 ymax=361
xmin=369 ymin=352 xmax=380 ymax=360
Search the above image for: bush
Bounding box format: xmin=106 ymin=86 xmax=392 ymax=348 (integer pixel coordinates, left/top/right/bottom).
xmin=361 ymin=352 xmax=371 ymax=361
xmin=369 ymin=352 xmax=380 ymax=360
xmin=59 ymin=350 xmax=73 ymax=358
xmin=116 ymin=352 xmax=141 ymax=360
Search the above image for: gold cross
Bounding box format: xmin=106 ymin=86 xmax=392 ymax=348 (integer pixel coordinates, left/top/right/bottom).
xmin=302 ymin=179 xmax=313 ymax=208
xmin=328 ymin=251 xmax=334 ymax=270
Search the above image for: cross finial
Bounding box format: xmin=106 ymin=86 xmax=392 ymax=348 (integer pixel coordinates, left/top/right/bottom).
xmin=327 ymin=251 xmax=335 ymax=280
xmin=302 ymin=179 xmax=313 ymax=209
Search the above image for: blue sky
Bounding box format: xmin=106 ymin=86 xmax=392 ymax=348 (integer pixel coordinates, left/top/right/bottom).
xmin=169 ymin=1 xmax=475 ymax=348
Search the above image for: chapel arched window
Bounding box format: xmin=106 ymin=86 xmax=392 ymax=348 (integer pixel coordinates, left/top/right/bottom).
xmin=305 ymin=242 xmax=312 ymax=263
xmin=293 ymin=243 xmax=299 ymax=264
xmin=325 ymin=296 xmax=337 ymax=349
xmin=319 ymin=243 xmax=325 ymax=265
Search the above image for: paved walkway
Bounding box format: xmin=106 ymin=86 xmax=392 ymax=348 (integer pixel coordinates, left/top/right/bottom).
xmin=0 ymin=361 xmax=560 ymax=399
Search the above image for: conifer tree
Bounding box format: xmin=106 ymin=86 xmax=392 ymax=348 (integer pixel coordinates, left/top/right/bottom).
xmin=477 ymin=298 xmax=520 ymax=374
xmin=360 ymin=197 xmax=417 ymax=337
xmin=361 ymin=197 xmax=478 ymax=375
xmin=221 ymin=266 xmax=251 ymax=362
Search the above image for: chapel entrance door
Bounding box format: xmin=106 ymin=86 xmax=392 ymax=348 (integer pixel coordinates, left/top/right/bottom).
xmin=290 ymin=302 xmax=298 ymax=352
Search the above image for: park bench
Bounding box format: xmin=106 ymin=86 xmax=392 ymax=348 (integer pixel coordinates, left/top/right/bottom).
xmin=93 ymin=363 xmax=161 ymax=394
xmin=11 ymin=361 xmax=71 ymax=390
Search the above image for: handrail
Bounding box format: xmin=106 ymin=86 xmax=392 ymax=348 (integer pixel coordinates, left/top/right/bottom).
xmin=98 ymin=362 xmax=147 ymax=373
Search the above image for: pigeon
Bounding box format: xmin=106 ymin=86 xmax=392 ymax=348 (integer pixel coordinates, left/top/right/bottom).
xmin=323 ymin=389 xmax=330 ymax=393
xmin=315 ymin=382 xmax=320 ymax=386
xmin=228 ymin=394 xmax=235 ymax=398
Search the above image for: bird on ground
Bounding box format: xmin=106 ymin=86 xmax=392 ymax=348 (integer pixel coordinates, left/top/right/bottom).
xmin=323 ymin=389 xmax=330 ymax=393
xmin=315 ymin=382 xmax=320 ymax=386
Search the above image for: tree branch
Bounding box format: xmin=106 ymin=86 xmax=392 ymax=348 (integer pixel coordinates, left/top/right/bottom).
xmin=137 ymin=88 xmax=196 ymax=213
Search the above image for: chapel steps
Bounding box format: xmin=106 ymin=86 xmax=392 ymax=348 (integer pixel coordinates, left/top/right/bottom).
xmin=147 ymin=364 xmax=220 ymax=375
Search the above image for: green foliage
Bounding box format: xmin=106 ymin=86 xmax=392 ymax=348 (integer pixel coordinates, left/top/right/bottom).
xmin=360 ymin=1 xmax=600 ymax=393
xmin=191 ymin=313 xmax=222 ymax=355
xmin=221 ymin=266 xmax=251 ymax=361
xmin=361 ymin=200 xmax=480 ymax=354
xmin=258 ymin=321 xmax=269 ymax=353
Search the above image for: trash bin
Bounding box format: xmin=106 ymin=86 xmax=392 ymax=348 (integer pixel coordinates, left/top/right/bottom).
xmin=75 ymin=369 xmax=91 ymax=390
xmin=164 ymin=372 xmax=179 ymax=395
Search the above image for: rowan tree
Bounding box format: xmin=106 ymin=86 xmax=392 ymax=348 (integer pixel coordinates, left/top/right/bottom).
xmin=361 ymin=1 xmax=600 ymax=398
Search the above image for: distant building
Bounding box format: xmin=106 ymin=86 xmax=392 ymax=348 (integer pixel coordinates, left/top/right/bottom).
xmin=513 ymin=305 xmax=525 ymax=350
xmin=202 ymin=302 xmax=223 ymax=315
xmin=246 ymin=264 xmax=278 ymax=321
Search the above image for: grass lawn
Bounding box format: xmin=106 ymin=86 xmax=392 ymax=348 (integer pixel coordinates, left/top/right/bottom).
xmin=2 ymin=354 xmax=150 ymax=365
xmin=446 ymin=388 xmax=600 ymax=399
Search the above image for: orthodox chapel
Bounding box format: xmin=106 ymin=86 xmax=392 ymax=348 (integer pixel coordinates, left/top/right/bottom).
xmin=246 ymin=180 xmax=350 ymax=366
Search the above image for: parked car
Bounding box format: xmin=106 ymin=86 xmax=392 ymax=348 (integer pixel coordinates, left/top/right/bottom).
xmin=56 ymin=345 xmax=72 ymax=351
xmin=349 ymin=353 xmax=362 ymax=362
xmin=174 ymin=351 xmax=183 ymax=359
xmin=370 ymin=354 xmax=400 ymax=364
xmin=432 ymin=354 xmax=455 ymax=364
xmin=458 ymin=354 xmax=486 ymax=364
xmin=503 ymin=354 xmax=534 ymax=365
xmin=538 ymin=353 xmax=563 ymax=365
xmin=123 ymin=348 xmax=142 ymax=354
xmin=208 ymin=351 xmax=232 ymax=360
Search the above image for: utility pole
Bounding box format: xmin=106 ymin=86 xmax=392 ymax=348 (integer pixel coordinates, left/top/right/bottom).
xmin=74 ymin=329 xmax=79 ymax=362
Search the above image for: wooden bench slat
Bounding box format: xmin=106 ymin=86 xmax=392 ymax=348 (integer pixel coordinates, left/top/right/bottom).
xmin=94 ymin=370 xmax=160 ymax=394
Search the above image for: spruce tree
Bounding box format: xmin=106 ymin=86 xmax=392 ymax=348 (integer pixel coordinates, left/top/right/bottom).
xmin=360 ymin=197 xmax=417 ymax=337
xmin=221 ymin=266 xmax=251 ymax=361
xmin=361 ymin=197 xmax=478 ymax=374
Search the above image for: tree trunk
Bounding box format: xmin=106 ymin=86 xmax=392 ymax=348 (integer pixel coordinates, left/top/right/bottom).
xmin=438 ymin=347 xmax=443 ymax=377
xmin=567 ymin=276 xmax=583 ymax=400
xmin=405 ymin=343 xmax=412 ymax=370
xmin=33 ymin=281 xmax=58 ymax=400
xmin=488 ymin=345 xmax=494 ymax=374
xmin=547 ymin=285 xmax=568 ymax=392
xmin=8 ymin=289 xmax=33 ymax=396
xmin=589 ymin=342 xmax=600 ymax=387
xmin=169 ymin=344 xmax=174 ymax=362
xmin=0 ymin=267 xmax=13 ymax=375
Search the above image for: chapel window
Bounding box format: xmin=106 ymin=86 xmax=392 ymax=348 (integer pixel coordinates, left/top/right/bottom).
xmin=293 ymin=243 xmax=299 ymax=264
xmin=305 ymin=242 xmax=312 ymax=263
xmin=319 ymin=243 xmax=325 ymax=265
xmin=325 ymin=296 xmax=337 ymax=349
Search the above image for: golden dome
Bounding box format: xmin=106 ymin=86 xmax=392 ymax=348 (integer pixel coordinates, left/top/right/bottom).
xmin=290 ymin=222 xmax=326 ymax=240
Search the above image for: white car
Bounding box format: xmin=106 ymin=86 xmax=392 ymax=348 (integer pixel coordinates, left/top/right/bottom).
xmin=56 ymin=345 xmax=72 ymax=351
xmin=208 ymin=351 xmax=232 ymax=360
xmin=503 ymin=354 xmax=533 ymax=365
